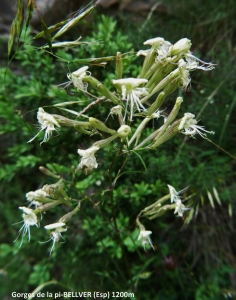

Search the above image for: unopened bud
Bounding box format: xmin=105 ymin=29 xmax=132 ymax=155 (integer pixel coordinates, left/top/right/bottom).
xmin=83 ymin=76 xmax=119 ymax=104
xmin=93 ymin=134 xmax=119 ymax=149
xmin=59 ymin=203 xmax=80 ymax=223
xmin=35 ymin=200 xmax=62 ymax=213
xmin=117 ymin=125 xmax=131 ymax=138
xmin=170 ymin=38 xmax=192 ymax=57
xmin=89 ymin=117 xmax=116 ymax=135
xmin=39 ymin=166 xmax=60 ymax=179
xmin=116 ymin=52 xmax=123 ymax=79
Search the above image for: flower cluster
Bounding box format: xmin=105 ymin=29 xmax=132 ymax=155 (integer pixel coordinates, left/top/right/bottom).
xmin=20 ymin=34 xmax=215 ymax=253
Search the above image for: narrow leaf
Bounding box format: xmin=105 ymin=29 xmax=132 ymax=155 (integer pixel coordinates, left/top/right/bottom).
xmin=53 ymin=101 xmax=86 ymax=107
xmin=213 ymin=186 xmax=221 ymax=205
xmin=207 ymin=190 xmax=215 ymax=208
xmin=53 ymin=0 xmax=98 ymax=40
xmin=131 ymin=150 xmax=147 ymax=172
xmin=33 ymin=20 xmax=69 ymax=40
xmin=57 ymin=107 xmax=87 ymax=117
xmin=34 ymin=3 xmax=52 ymax=51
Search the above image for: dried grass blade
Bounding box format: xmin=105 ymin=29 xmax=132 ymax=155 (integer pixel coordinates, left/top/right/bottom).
xmin=15 ymin=0 xmax=24 ymax=39
xmin=8 ymin=20 xmax=16 ymax=57
xmin=52 ymin=0 xmax=98 ymax=40
xmin=53 ymin=101 xmax=86 ymax=107
xmin=25 ymin=0 xmax=35 ymax=34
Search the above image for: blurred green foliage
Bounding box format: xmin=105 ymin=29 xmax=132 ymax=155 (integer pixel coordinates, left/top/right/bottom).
xmin=0 ymin=1 xmax=236 ymax=299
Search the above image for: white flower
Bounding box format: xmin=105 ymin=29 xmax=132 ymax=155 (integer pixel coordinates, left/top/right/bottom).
xmin=178 ymin=55 xmax=215 ymax=90
xmin=138 ymin=230 xmax=155 ymax=251
xmin=67 ymin=66 xmax=89 ymax=92
xmin=42 ymin=223 xmax=67 ymax=255
xmin=58 ymin=66 xmax=90 ymax=93
xmin=143 ymin=37 xmax=165 ymax=47
xmin=151 ymin=109 xmax=166 ymax=120
xmin=178 ymin=113 xmax=213 ymax=138
xmin=137 ymin=50 xmax=149 ymax=57
xmin=185 ymin=54 xmax=215 ymax=71
xmin=174 ymin=199 xmax=191 ymax=217
xmin=26 ymin=189 xmax=47 ymax=201
xmin=170 ymin=38 xmax=192 ymax=56
xmin=28 ymin=108 xmax=60 ymax=145
xmin=77 ymin=146 xmax=99 ymax=171
xmin=167 ymin=185 xmax=182 ymax=203
xmin=112 ymin=78 xmax=148 ymax=120
xmin=142 ymin=37 xmax=171 ymax=61
xmin=110 ymin=105 xmax=123 ymax=116
xmin=14 ymin=207 xmax=39 ymax=247
xmin=26 ymin=189 xmax=49 ymax=208
xmin=178 ymin=59 xmax=191 ymax=90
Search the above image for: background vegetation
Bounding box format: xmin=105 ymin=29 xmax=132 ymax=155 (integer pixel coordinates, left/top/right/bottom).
xmin=0 ymin=0 xmax=236 ymax=299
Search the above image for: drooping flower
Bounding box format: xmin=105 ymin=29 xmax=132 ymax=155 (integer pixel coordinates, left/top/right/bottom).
xmin=178 ymin=54 xmax=215 ymax=91
xmin=77 ymin=146 xmax=99 ymax=171
xmin=14 ymin=207 xmax=39 ymax=247
xmin=178 ymin=59 xmax=191 ymax=90
xmin=28 ymin=108 xmax=60 ymax=145
xmin=167 ymin=185 xmax=182 ymax=203
xmin=174 ymin=199 xmax=191 ymax=217
xmin=42 ymin=223 xmax=67 ymax=255
xmin=178 ymin=113 xmax=213 ymax=138
xmin=112 ymin=78 xmax=148 ymax=120
xmin=185 ymin=54 xmax=215 ymax=71
xmin=110 ymin=105 xmax=123 ymax=116
xmin=67 ymin=66 xmax=89 ymax=92
xmin=58 ymin=66 xmax=90 ymax=93
xmin=138 ymin=230 xmax=155 ymax=251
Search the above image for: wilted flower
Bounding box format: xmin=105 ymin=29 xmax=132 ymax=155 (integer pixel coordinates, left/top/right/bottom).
xmin=110 ymin=105 xmax=123 ymax=116
xmin=42 ymin=223 xmax=67 ymax=255
xmin=138 ymin=230 xmax=155 ymax=251
xmin=14 ymin=207 xmax=39 ymax=247
xmin=178 ymin=59 xmax=191 ymax=90
xmin=28 ymin=108 xmax=60 ymax=145
xmin=185 ymin=55 xmax=215 ymax=71
xmin=77 ymin=146 xmax=99 ymax=171
xmin=112 ymin=78 xmax=148 ymax=120
xmin=174 ymin=199 xmax=191 ymax=217
xmin=178 ymin=113 xmax=213 ymax=138
xmin=167 ymin=185 xmax=182 ymax=203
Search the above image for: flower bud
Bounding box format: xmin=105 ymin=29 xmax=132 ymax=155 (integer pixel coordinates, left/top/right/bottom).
xmin=59 ymin=203 xmax=80 ymax=223
xmin=170 ymin=38 xmax=192 ymax=57
xmin=93 ymin=134 xmax=119 ymax=149
xmin=39 ymin=166 xmax=60 ymax=179
xmin=117 ymin=125 xmax=131 ymax=138
xmin=83 ymin=76 xmax=119 ymax=104
xmin=35 ymin=200 xmax=62 ymax=213
xmin=89 ymin=117 xmax=116 ymax=135
xmin=116 ymin=52 xmax=123 ymax=79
